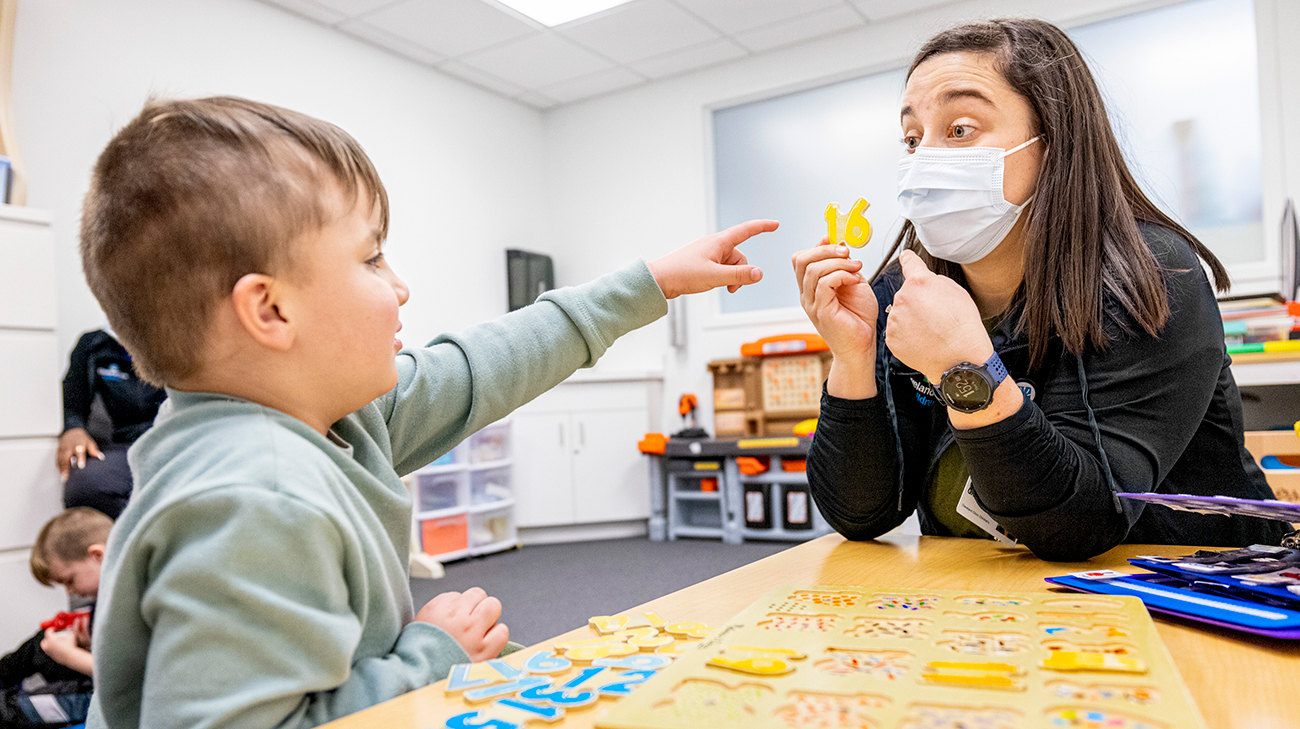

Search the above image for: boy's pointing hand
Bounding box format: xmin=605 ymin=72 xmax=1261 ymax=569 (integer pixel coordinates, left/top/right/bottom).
xmin=416 ymin=587 xmax=509 ymax=662
xmin=646 ymin=219 xmax=778 ymax=299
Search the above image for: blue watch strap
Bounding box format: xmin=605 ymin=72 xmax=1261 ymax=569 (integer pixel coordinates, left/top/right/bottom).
xmin=983 ymin=351 xmax=1008 ymax=389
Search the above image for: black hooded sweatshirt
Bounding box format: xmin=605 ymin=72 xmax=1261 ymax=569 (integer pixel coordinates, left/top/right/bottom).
xmin=808 ymin=223 xmax=1289 ymax=562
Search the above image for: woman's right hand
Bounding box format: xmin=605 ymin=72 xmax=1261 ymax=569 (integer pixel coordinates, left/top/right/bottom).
xmin=793 ymin=241 xmax=879 ymax=399
xmin=57 ymin=428 xmax=103 ymax=479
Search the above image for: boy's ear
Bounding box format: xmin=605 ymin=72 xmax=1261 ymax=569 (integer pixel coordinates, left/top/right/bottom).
xmin=230 ymin=273 xmax=294 ymax=351
xmin=87 ymin=544 xmax=105 ymax=562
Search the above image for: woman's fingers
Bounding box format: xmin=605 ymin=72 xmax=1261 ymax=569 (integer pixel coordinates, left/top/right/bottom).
xmin=801 ymin=257 xmax=863 ymax=312
xmin=813 ymin=269 xmax=863 ymax=318
xmin=792 ymin=243 xmax=851 ymax=295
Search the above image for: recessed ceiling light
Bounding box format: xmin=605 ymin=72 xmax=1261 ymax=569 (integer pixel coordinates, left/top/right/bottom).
xmin=490 ymin=0 xmax=634 ymax=27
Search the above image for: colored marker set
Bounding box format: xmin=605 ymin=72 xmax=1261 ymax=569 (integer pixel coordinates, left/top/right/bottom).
xmin=1047 ymin=544 xmax=1300 ymax=639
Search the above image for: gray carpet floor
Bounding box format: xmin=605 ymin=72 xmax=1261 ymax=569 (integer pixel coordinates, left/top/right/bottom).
xmin=410 ymin=537 xmax=791 ymax=646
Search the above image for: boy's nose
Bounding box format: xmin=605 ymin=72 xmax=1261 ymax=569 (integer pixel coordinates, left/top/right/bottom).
xmin=391 ymin=273 xmax=410 ymax=306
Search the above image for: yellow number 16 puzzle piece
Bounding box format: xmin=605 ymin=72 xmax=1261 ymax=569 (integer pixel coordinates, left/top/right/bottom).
xmin=825 ymin=198 xmax=872 ymax=248
xmin=596 ymin=585 xmax=1207 ymax=729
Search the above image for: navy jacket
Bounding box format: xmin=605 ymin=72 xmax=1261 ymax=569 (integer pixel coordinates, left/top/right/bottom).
xmin=62 ymin=330 xmax=166 ymax=445
xmin=808 ymin=224 xmax=1288 ymax=561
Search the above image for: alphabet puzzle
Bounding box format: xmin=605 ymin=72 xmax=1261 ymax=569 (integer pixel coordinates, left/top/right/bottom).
xmin=594 ymin=585 xmax=1205 ymax=729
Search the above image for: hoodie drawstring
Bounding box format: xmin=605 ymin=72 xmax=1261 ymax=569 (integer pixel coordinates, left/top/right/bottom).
xmin=1076 ymin=354 xmax=1124 ymax=513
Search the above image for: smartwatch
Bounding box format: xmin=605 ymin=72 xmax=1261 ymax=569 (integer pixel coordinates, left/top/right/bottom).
xmin=937 ymin=352 xmax=1008 ymax=413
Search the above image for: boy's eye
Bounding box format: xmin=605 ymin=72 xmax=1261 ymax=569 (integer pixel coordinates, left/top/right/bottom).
xmin=366 ymin=253 xmax=384 ymax=268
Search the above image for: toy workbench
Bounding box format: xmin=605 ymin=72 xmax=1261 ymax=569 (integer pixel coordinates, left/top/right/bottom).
xmin=646 ymin=437 xmax=833 ymax=545
xmin=597 ymin=584 xmax=1205 ymax=729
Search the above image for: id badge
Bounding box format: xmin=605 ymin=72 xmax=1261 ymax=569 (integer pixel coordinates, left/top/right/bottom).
xmin=955 ymin=477 xmax=1020 ymax=547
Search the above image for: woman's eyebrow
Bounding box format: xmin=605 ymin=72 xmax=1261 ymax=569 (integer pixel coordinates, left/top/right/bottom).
xmin=940 ymin=88 xmax=995 ymax=107
xmin=900 ymin=87 xmax=994 ymax=122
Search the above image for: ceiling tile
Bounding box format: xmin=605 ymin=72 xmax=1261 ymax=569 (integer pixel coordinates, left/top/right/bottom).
xmin=311 ymin=0 xmax=406 ymax=17
xmin=733 ymin=3 xmax=864 ymax=53
xmin=358 ymin=0 xmax=539 ymax=58
xmin=257 ymin=0 xmax=349 ymax=25
xmin=675 ymin=0 xmax=846 ymax=35
xmin=628 ymin=37 xmax=746 ymax=78
xmin=438 ymin=60 xmax=527 ymax=97
xmin=558 ymin=0 xmax=719 ymax=64
xmin=340 ymin=20 xmax=447 ymax=64
xmin=514 ymin=91 xmax=560 ymax=110
xmin=851 ymin=0 xmax=956 ymax=22
xmin=538 ymin=67 xmax=648 ymax=104
xmin=459 ymin=33 xmax=614 ymax=89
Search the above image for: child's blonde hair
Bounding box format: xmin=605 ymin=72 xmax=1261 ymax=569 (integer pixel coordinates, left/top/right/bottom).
xmin=31 ymin=507 xmax=114 ymax=587
xmin=80 ymin=96 xmax=389 ymax=387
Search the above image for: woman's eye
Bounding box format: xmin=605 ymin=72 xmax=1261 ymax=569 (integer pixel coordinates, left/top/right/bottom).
xmin=902 ymin=135 xmax=920 ymax=150
xmin=951 ymin=125 xmax=972 ymax=139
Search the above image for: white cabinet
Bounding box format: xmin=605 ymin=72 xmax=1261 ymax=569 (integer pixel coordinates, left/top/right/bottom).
xmin=512 ymin=373 xmax=662 ymax=539
xmin=0 ymin=206 xmax=66 ymax=650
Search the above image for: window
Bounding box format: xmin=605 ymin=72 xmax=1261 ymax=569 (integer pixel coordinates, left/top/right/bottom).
xmin=711 ymin=0 xmax=1265 ymax=316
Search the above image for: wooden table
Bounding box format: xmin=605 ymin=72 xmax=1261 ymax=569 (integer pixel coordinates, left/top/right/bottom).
xmin=324 ymin=534 xmax=1300 ymax=728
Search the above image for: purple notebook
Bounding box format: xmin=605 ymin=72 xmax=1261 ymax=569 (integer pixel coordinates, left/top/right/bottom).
xmin=1118 ymin=493 xmax=1300 ymax=522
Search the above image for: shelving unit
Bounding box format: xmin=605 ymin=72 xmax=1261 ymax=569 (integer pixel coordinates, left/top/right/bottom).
xmin=650 ymin=438 xmax=833 ymax=544
xmin=409 ymin=420 xmax=517 ymax=562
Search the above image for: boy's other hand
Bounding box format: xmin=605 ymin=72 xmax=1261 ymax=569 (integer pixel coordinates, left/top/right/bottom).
xmin=41 ymin=627 xmax=86 ymax=667
xmin=646 ymin=219 xmax=778 ymax=299
xmin=415 ymin=587 xmax=509 ymax=662
xmin=57 ymin=428 xmax=103 ymax=478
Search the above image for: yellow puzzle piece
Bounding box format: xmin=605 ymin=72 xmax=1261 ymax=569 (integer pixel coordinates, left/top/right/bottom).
xmin=824 ymin=198 xmax=872 ymax=248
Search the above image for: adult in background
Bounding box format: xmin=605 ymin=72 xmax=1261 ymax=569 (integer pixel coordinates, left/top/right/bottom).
xmin=793 ymin=18 xmax=1287 ymax=561
xmin=58 ymin=327 xmax=165 ymax=519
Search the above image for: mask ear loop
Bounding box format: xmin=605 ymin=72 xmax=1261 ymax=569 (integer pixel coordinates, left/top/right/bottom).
xmin=1001 ymin=135 xmax=1043 ymax=158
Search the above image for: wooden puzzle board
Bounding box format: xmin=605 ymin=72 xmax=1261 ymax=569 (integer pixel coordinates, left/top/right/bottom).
xmin=596 ymin=585 xmax=1206 ymax=729
xmin=761 ymin=356 xmax=823 ymax=413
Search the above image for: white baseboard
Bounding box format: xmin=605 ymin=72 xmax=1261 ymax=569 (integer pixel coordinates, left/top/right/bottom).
xmin=518 ymin=520 xmax=648 ymax=546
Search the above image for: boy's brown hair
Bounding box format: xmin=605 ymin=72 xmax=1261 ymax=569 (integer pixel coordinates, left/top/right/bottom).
xmin=80 ymin=96 xmax=389 ymax=387
xmin=31 ymin=507 xmax=114 ymax=586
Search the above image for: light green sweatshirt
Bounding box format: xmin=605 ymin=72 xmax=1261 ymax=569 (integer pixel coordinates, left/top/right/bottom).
xmin=85 ymin=262 xmax=667 ymax=729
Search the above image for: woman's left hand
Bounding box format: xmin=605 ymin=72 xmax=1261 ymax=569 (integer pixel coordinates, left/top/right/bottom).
xmin=886 ymin=250 xmax=995 ymax=383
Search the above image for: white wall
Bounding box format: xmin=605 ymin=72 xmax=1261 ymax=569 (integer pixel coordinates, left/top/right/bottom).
xmin=542 ymin=0 xmax=1300 ymax=432
xmin=13 ymin=0 xmax=550 ymax=361
xmin=4 ymin=0 xmax=549 ymax=640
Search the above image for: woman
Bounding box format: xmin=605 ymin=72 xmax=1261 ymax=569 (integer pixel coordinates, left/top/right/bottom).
xmin=795 ymin=18 xmax=1286 ymax=561
xmin=58 ymin=327 xmax=166 ymax=519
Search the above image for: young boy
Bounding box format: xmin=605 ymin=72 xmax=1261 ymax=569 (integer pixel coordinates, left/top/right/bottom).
xmin=1 ymin=507 xmax=111 ymax=726
xmin=78 ymin=96 xmax=775 ymax=728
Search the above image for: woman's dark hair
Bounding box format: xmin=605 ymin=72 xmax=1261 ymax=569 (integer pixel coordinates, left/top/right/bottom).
xmin=873 ymin=18 xmax=1228 ymax=368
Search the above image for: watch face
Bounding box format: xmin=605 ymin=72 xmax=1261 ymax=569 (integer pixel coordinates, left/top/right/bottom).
xmin=940 ymin=368 xmax=992 ymax=411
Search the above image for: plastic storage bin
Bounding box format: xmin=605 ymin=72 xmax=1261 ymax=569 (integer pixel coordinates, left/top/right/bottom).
xmin=470 ymin=505 xmax=515 ymax=549
xmin=416 ymin=470 xmax=467 ymax=513
xmin=782 ymin=484 xmax=813 ymax=530
xmin=470 ymin=465 xmax=512 ymax=505
xmin=428 ymin=443 xmax=466 ymax=468
xmin=469 ymin=421 xmax=511 ymax=463
xmin=420 ymin=513 xmax=468 ymax=557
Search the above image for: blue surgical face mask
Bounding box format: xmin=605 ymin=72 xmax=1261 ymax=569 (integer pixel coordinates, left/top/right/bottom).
xmin=896 ymin=136 xmax=1042 ymax=264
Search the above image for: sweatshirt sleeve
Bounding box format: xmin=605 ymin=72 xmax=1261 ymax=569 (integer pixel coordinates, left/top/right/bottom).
xmin=131 ymin=488 xmax=468 ymax=729
xmin=378 ymin=260 xmax=668 ymax=476
xmin=807 ymin=389 xmax=914 ymax=540
xmin=62 ymin=332 xmax=95 ymax=433
xmin=953 ymin=230 xmax=1226 ymax=561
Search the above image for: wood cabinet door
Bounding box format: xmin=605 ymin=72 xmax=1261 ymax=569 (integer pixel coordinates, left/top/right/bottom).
xmin=510 ymin=412 xmax=574 ymax=527
xmin=571 ymin=408 xmax=651 ymax=523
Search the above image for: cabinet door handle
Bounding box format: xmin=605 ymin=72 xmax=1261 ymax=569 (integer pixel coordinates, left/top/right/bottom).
xmin=558 ymin=422 xmax=565 ymax=447
xmin=578 ymin=421 xmax=585 ymax=448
